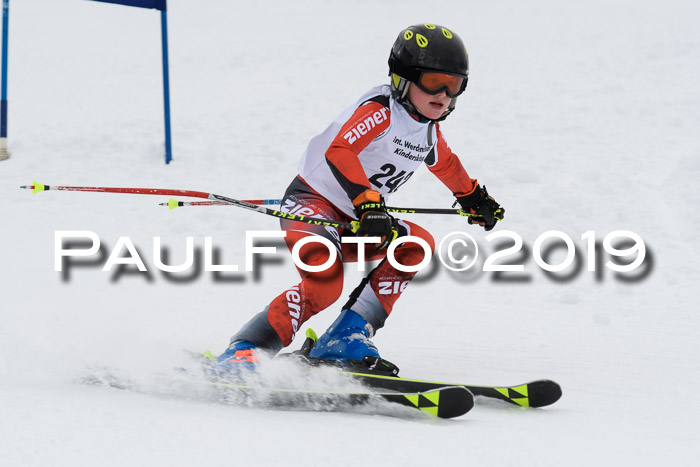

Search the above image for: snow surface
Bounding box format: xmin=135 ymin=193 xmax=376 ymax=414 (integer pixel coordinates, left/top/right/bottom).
xmin=2 ymin=0 xmax=700 ymax=465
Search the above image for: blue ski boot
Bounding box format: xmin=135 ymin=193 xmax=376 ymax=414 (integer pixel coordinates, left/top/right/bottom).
xmin=207 ymin=340 xmax=261 ymax=379
xmin=309 ymin=309 xmax=380 ymax=362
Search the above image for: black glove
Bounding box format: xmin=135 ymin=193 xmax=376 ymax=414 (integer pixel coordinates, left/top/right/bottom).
xmin=455 ymin=183 xmax=505 ymax=231
xmin=353 ymin=189 xmax=396 ymax=249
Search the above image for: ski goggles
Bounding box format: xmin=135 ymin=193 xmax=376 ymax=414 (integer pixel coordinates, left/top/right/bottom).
xmin=414 ymin=71 xmax=467 ymax=98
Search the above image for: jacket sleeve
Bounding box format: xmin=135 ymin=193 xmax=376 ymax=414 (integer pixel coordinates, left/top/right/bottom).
xmin=426 ymin=125 xmax=476 ymax=196
xmin=325 ymin=98 xmax=391 ymax=202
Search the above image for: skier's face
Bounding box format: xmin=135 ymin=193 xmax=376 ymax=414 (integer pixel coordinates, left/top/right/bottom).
xmin=407 ymin=84 xmax=452 ymax=120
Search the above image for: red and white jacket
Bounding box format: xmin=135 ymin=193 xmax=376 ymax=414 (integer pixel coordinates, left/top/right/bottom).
xmin=297 ymin=85 xmax=475 ymax=218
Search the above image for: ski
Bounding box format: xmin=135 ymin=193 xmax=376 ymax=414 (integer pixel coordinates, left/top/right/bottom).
xmin=289 ymin=357 xmax=562 ymax=408
xmin=190 ymin=324 xmax=562 ymax=412
xmin=341 ymin=371 xmax=562 ymax=408
xmin=280 ymin=331 xmax=562 ymax=408
xmin=204 ymin=380 xmax=474 ymax=419
xmin=82 ymin=365 xmax=474 ymax=419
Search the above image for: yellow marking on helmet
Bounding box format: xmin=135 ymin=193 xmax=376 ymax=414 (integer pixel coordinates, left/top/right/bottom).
xmin=404 ymin=30 xmax=414 ymax=41
xmin=392 ymin=73 xmax=402 ymax=89
xmin=442 ymin=28 xmax=453 ymax=39
xmin=424 ymin=24 xmax=436 ymax=29
xmin=416 ymin=34 xmax=428 ymax=47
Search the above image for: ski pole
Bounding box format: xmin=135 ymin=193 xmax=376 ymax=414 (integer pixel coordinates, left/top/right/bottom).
xmin=21 ymin=180 xmax=494 ymax=226
xmin=21 ymin=181 xmax=358 ymax=232
xmin=163 ymin=197 xmax=463 ymax=216
xmin=162 ymin=196 xmax=503 ymax=223
xmin=388 ymin=207 xmax=463 ymax=216
xmin=22 ymin=181 xmax=462 ymax=216
xmin=20 ymin=181 xmax=281 ymax=206
xmin=161 ymin=199 xmax=282 ymax=209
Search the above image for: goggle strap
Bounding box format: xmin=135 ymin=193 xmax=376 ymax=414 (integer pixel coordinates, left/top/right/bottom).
xmin=391 ymin=73 xmax=411 ymax=100
xmin=389 ymin=54 xmax=422 ymax=82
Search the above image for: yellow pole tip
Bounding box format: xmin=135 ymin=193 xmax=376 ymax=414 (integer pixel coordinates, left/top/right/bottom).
xmin=32 ymin=181 xmax=46 ymax=194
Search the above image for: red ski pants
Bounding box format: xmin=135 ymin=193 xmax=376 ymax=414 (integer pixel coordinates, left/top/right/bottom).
xmin=265 ymin=186 xmax=435 ymax=347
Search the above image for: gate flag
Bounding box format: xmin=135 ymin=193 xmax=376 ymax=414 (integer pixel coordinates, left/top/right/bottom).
xmin=91 ymin=0 xmax=173 ymax=164
xmin=92 ymin=1 xmax=166 ymax=12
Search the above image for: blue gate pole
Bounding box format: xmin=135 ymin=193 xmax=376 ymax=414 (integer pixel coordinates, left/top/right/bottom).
xmin=160 ymin=5 xmax=172 ymax=164
xmin=1 ymin=0 xmax=10 ymax=160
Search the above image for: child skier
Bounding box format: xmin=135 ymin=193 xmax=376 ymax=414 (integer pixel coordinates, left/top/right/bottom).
xmin=211 ymin=23 xmax=503 ymax=374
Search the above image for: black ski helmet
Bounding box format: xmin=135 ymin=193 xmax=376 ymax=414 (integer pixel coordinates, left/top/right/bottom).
xmin=388 ymin=24 xmax=469 ymax=119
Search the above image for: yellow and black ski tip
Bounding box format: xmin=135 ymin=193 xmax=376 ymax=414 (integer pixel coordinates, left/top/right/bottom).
xmin=487 ymin=380 xmax=562 ymax=408
xmin=382 ymin=386 xmax=474 ymax=419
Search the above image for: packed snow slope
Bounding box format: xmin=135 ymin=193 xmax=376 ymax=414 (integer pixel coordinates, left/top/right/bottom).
xmin=1 ymin=0 xmax=699 ymax=465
